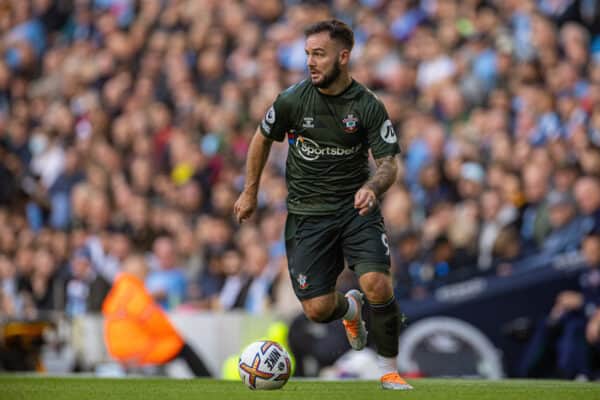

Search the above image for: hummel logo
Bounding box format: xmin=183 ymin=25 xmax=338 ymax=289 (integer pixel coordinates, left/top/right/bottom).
xmin=302 ymin=117 xmax=314 ymax=128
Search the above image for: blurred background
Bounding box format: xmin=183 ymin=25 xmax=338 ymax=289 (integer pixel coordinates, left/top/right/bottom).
xmin=1 ymin=0 xmax=600 ymax=381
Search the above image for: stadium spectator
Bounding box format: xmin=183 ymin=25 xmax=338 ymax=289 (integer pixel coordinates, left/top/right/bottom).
xmin=0 ymin=141 xmax=20 ymax=208
xmin=412 ymin=161 xmax=454 ymax=218
xmin=587 ymin=308 xmax=600 ymax=377
xmin=28 ymin=247 xmax=63 ymax=314
xmin=64 ymin=247 xmax=106 ymax=317
xmin=492 ymin=226 xmax=525 ymax=276
xmin=519 ymin=164 xmax=552 ymax=250
xmin=0 ymin=255 xmax=18 ymax=319
xmin=541 ymin=190 xmax=587 ymax=255
xmin=240 ymin=243 xmax=279 ymax=314
xmin=146 ymin=236 xmax=187 ymax=311
xmin=574 ymin=175 xmax=600 ymax=234
xmin=478 ymin=188 xmax=518 ymax=271
xmin=391 ymin=229 xmax=425 ymax=300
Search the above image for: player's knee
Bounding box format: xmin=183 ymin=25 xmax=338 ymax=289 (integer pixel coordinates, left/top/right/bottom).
xmin=360 ymin=272 xmax=392 ymax=303
xmin=304 ymin=308 xmax=332 ymax=322
xmin=302 ymin=299 xmax=336 ymax=322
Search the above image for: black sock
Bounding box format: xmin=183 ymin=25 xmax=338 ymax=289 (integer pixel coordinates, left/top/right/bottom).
xmin=369 ymin=296 xmax=403 ymax=358
xmin=178 ymin=343 xmax=212 ymax=377
xmin=320 ymin=292 xmax=349 ymax=323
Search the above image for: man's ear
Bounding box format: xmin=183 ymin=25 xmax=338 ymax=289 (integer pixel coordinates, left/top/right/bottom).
xmin=339 ymin=48 xmax=351 ymax=66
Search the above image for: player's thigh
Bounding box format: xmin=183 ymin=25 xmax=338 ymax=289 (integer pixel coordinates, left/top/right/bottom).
xmin=341 ymin=207 xmax=391 ymax=276
xmin=285 ymin=213 xmax=344 ymax=300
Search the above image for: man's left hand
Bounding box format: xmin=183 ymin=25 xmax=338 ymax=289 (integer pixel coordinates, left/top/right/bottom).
xmin=354 ymin=187 xmax=377 ymax=216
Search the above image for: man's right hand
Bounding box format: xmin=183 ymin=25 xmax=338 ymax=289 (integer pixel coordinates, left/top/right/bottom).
xmin=556 ymin=291 xmax=583 ymax=311
xmin=586 ymin=310 xmax=600 ymax=344
xmin=233 ymin=190 xmax=258 ymax=223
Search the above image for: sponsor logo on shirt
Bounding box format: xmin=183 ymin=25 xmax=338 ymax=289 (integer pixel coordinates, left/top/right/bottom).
xmin=380 ymin=119 xmax=397 ymax=143
xmin=265 ymin=106 xmax=276 ymax=124
xmin=261 ymin=119 xmax=271 ymax=134
xmin=302 ymin=117 xmax=315 ymax=128
xmin=261 ymin=106 xmax=276 ymax=134
xmin=295 ymin=136 xmax=362 ymax=161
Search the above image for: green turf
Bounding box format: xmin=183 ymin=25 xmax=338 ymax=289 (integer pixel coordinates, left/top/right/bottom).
xmin=0 ymin=376 xmax=599 ymax=400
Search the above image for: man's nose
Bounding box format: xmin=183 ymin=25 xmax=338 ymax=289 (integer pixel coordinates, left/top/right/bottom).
xmin=307 ymin=55 xmax=315 ymax=67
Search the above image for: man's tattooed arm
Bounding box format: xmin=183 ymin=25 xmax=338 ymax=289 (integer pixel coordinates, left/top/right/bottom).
xmin=363 ymin=155 xmax=399 ymax=198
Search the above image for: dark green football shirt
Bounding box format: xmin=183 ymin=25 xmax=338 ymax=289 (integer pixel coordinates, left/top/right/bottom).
xmin=260 ymin=79 xmax=400 ymax=215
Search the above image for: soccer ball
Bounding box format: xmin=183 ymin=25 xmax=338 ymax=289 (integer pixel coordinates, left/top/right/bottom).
xmin=238 ymin=340 xmax=291 ymax=390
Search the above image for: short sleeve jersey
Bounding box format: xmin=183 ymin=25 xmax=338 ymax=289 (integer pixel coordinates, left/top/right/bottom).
xmin=260 ymin=79 xmax=400 ymax=215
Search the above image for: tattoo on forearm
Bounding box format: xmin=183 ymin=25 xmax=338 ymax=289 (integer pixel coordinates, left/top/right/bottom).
xmin=364 ymin=156 xmax=398 ymax=198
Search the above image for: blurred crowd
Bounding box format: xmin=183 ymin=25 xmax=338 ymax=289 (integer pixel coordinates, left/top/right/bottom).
xmin=1 ymin=0 xmax=600 ymax=330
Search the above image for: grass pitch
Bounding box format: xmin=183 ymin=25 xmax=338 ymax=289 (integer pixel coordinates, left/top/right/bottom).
xmin=1 ymin=376 xmax=599 ymax=400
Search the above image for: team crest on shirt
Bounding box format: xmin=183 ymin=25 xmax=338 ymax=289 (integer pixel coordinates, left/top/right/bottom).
xmin=342 ymin=114 xmax=359 ymax=133
xmin=297 ymin=274 xmax=309 ymax=290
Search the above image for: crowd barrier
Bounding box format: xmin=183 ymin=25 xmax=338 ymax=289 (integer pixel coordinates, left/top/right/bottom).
xmin=398 ymin=250 xmax=586 ymax=377
xmin=69 ymin=311 xmax=280 ymax=377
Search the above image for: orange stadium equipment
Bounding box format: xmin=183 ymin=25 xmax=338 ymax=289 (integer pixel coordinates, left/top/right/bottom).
xmin=102 ymin=273 xmax=183 ymax=365
xmin=1 ymin=320 xmax=52 ymax=371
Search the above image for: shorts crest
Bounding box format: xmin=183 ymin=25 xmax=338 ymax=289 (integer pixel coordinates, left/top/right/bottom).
xmin=297 ymin=274 xmax=309 ymax=290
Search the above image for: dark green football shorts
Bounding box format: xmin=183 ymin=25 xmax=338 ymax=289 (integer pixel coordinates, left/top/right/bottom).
xmin=285 ymin=206 xmax=391 ymax=300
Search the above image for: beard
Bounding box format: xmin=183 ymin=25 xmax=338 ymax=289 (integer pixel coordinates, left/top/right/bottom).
xmin=311 ymin=59 xmax=342 ymax=89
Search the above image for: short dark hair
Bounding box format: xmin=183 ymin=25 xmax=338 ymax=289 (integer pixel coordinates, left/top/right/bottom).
xmin=304 ymin=19 xmax=354 ymax=50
